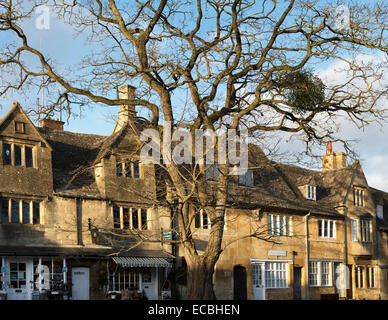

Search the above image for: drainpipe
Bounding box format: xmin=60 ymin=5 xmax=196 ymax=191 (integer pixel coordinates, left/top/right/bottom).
xmin=335 ymin=205 xmax=348 ymax=299
xmin=305 ymin=212 xmax=311 ymax=300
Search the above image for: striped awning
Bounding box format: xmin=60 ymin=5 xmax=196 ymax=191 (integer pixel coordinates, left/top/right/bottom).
xmin=112 ymin=256 xmax=172 ymax=268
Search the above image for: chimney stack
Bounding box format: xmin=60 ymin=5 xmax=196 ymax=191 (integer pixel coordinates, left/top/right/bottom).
xmin=40 ymin=117 xmax=64 ymax=131
xmin=114 ymin=85 xmax=137 ymax=133
xmin=322 ymin=141 xmax=347 ymax=172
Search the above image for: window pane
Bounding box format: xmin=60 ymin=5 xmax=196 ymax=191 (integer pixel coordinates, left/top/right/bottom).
xmin=1 ymin=199 xmax=9 ymax=223
xmin=141 ymin=209 xmax=147 ymax=230
xmin=366 ymin=267 xmax=370 ymax=288
xmin=203 ymin=212 xmax=209 ymax=229
xmin=11 ymin=200 xmax=19 ymax=223
xmin=113 ymin=207 xmax=120 ymax=228
xmin=33 ymin=202 xmax=40 ymax=224
xmin=195 ymin=212 xmax=201 ymax=228
xmin=124 ymin=162 xmax=131 ymax=178
xmin=351 ymin=220 xmax=358 ymax=241
xmin=279 ymin=216 xmax=283 ymax=235
xmin=14 ymin=145 xmax=22 ymax=166
xmin=132 ymin=208 xmax=139 ymax=229
xmin=25 ymin=147 xmax=33 ymax=168
xmin=116 ymin=163 xmax=123 ymax=176
xmin=285 ymin=216 xmax=289 ymax=236
xmin=22 ymin=201 xmax=30 ymax=224
xmin=318 ymin=220 xmax=323 ymax=237
xmin=133 ymin=161 xmax=140 ymax=178
xmin=329 ymin=221 xmax=333 ymax=238
xmin=355 ymin=267 xmax=359 ymax=288
xmin=3 ymin=143 xmax=11 ymax=165
xmin=267 ymin=215 xmax=271 ymax=234
xmin=123 ymin=208 xmax=130 ymax=229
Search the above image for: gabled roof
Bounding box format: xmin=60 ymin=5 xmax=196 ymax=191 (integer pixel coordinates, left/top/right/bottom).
xmin=0 ymin=102 xmax=53 ymax=150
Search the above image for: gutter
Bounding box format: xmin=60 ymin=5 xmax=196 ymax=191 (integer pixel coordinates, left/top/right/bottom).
xmin=305 ymin=211 xmax=311 ymax=300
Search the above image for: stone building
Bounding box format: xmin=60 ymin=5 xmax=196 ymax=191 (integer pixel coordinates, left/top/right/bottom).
xmin=199 ymin=143 xmax=388 ymax=300
xmin=0 ymin=93 xmax=387 ymax=300
xmin=0 ymin=95 xmax=173 ymax=300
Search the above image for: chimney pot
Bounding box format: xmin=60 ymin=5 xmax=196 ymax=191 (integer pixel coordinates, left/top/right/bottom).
xmin=40 ymin=118 xmax=65 ymax=131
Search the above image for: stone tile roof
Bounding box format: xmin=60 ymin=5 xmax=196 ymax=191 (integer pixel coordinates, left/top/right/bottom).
xmin=38 ymin=127 xmax=106 ymax=198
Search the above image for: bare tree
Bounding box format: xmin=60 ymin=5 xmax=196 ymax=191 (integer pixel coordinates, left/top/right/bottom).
xmin=0 ymin=0 xmax=387 ymax=299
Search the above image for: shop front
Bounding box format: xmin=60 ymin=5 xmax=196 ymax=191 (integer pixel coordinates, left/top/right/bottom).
xmin=0 ymin=255 xmax=69 ymax=300
xmin=107 ymin=256 xmax=172 ymax=300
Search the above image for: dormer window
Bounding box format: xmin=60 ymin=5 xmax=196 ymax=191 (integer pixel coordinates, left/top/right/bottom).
xmin=116 ymin=160 xmax=141 ymax=178
xmin=306 ymin=185 xmax=316 ymax=201
xmin=377 ymin=205 xmax=384 ymax=220
xmin=205 ymin=163 xmax=220 ymax=181
xmin=353 ymin=187 xmax=365 ymax=208
xmin=238 ymin=169 xmax=254 ymax=187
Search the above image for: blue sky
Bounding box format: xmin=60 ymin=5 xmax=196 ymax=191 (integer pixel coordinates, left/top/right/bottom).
xmin=0 ymin=1 xmax=387 ymax=192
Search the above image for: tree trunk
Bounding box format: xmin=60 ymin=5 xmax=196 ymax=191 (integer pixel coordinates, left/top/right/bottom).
xmin=185 ymin=256 xmax=216 ymax=300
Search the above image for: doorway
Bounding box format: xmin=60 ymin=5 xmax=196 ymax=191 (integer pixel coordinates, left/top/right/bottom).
xmin=252 ymin=262 xmax=265 ymax=300
xmin=7 ymin=260 xmax=33 ymax=300
xmin=233 ymin=265 xmax=247 ymax=300
xmin=293 ymin=267 xmax=302 ymax=300
xmin=71 ymin=267 xmax=90 ymax=300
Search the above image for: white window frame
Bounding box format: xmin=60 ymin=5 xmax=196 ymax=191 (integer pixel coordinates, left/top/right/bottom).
xmin=264 ymin=262 xmax=288 ymax=289
xmin=196 ymin=209 xmax=211 ymax=230
xmin=309 ymin=261 xmax=332 ymax=287
xmin=318 ymin=219 xmax=336 ymax=239
xmin=306 ymin=185 xmax=316 ymax=201
xmin=267 ymin=214 xmax=292 ymax=236
xmin=351 ymin=219 xmax=358 ymax=241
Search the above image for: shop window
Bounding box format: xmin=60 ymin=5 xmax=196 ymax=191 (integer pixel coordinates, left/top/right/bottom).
xmin=109 ymin=267 xmax=140 ymax=292
xmin=10 ymin=262 xmax=26 ymax=289
xmin=264 ymin=262 xmax=288 ymax=288
xmin=309 ymin=261 xmax=332 ymax=287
